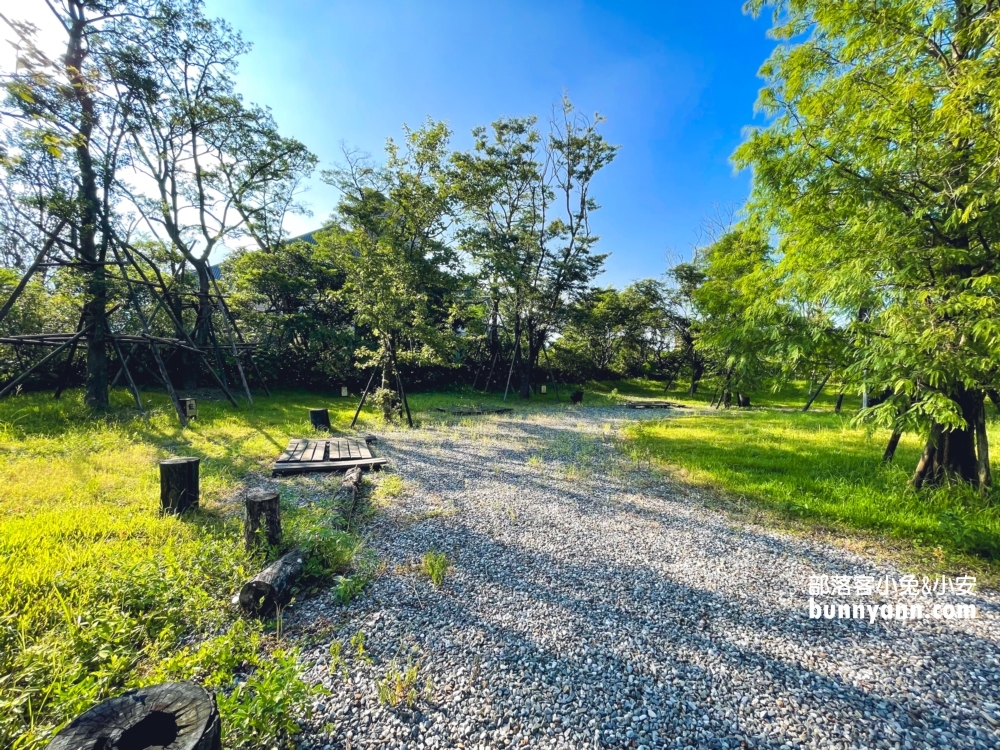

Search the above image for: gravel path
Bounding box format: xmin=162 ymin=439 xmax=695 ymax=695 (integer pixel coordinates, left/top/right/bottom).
xmin=288 ymin=407 xmax=1000 ymax=750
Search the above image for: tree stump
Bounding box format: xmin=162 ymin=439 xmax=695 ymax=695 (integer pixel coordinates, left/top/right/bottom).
xmin=238 ymin=548 xmax=305 ymax=616
xmin=244 ymin=490 xmax=282 ymax=552
xmin=160 ymin=457 xmax=200 ymax=514
xmin=47 ymin=681 xmax=220 ymax=750
xmin=570 ymin=390 xmax=584 ymax=404
xmin=310 ymin=408 xmax=331 ymax=431
xmin=737 ymin=393 xmax=751 ymax=408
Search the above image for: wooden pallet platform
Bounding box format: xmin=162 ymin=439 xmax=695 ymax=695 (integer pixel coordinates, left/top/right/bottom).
xmin=623 ymin=400 xmax=687 ymax=409
xmin=272 ymin=437 xmax=386 ymax=476
xmin=435 ymin=406 xmax=514 ymax=416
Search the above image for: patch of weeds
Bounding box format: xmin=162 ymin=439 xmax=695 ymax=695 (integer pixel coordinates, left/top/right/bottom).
xmin=332 ymin=549 xmax=380 ymax=604
xmin=374 ymin=473 xmax=405 ymax=503
xmin=284 ymin=507 xmax=361 ymax=583
xmin=328 ymin=641 xmax=349 ymax=680
xmin=505 ymin=505 xmax=518 ymax=523
xmin=376 ymin=661 xmax=422 ymax=707
xmin=350 ymin=630 xmax=372 ymax=664
xmin=527 ymin=454 xmax=544 ymax=469
xmin=420 ymin=550 xmax=449 ymax=586
xmin=149 ymin=620 xmax=322 ymax=750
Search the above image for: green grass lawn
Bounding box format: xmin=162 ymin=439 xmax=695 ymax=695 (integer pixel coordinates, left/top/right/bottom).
xmin=626 ymin=408 xmax=1000 ymax=578
xmin=0 ymin=387 xmax=386 ymax=750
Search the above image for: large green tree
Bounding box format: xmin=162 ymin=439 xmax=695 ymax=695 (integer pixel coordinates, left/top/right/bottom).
xmin=738 ymin=0 xmax=1000 ymax=491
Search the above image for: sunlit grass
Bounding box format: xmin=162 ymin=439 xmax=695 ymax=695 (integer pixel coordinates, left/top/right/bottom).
xmin=0 ymin=387 xmax=377 ymax=749
xmin=627 ymin=410 xmax=1000 ymax=573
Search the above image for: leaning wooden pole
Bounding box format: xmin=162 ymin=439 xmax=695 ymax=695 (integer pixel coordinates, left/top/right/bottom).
xmin=108 ymin=326 xmax=145 ymax=413
xmin=0 ymin=220 xmax=67 ymax=328
xmin=803 ymin=371 xmax=832 ymax=412
xmin=0 ymin=326 xmax=91 ymax=399
xmin=109 ymin=245 xmax=188 ymax=425
xmin=350 ymin=365 xmax=380 ymax=428
xmin=210 ymin=273 xmax=268 ymax=397
xmin=210 ymin=280 xmax=253 ymax=404
xmin=390 ymin=346 xmax=413 ymax=428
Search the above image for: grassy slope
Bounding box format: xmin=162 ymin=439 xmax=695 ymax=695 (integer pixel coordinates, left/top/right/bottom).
xmin=603 ymin=379 xmax=1000 ymax=578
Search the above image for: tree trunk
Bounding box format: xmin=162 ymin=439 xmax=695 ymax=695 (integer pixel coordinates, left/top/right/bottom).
xmin=834 ymin=392 xmax=845 ymax=414
xmin=185 ymin=262 xmax=215 ymax=390
xmin=883 ymin=431 xmax=902 ymax=463
xmin=688 ymin=357 xmax=704 ymax=396
xmin=47 ymin=682 xmax=221 ymax=750
xmin=911 ymin=388 xmax=987 ymax=490
xmin=803 ymin=371 xmax=832 ymax=412
xmin=239 ymin=548 xmax=304 ymax=616
xmin=65 ymin=17 xmax=109 ymax=408
xmin=975 ymin=395 xmax=992 ymax=494
xmin=517 ymin=322 xmax=531 ymax=399
xmin=245 ymin=490 xmax=281 ymax=552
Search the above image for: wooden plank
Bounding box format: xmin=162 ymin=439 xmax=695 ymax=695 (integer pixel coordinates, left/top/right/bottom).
xmin=358 ymin=441 xmax=372 ymax=459
xmin=272 ymin=457 xmax=387 ymax=476
xmin=277 ymin=439 xmax=303 ymax=462
xmin=307 ymin=441 xmax=321 ymax=462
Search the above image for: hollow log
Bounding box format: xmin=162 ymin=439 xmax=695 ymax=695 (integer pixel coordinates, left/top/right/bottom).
xmin=47 ymin=681 xmax=220 ymax=750
xmin=310 ymin=408 xmax=331 ymax=431
xmin=244 ymin=489 xmax=281 ymax=552
xmin=160 ymin=457 xmax=200 ymax=514
xmin=239 ymin=548 xmax=304 ymax=616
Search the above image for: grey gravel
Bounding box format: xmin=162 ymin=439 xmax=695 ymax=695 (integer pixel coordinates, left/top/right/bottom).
xmin=285 ymin=406 xmax=1000 ymax=750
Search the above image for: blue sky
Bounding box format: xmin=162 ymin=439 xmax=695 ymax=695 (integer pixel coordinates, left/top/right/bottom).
xmin=203 ymin=0 xmax=777 ymax=286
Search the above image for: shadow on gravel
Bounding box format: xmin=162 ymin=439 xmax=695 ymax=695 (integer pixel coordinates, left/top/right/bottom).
xmin=298 ymin=414 xmax=1000 ymax=749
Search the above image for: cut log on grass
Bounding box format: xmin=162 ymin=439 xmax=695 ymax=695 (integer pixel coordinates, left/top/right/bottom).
xmin=310 ymin=408 xmax=331 ymax=431
xmin=244 ymin=490 xmax=281 ymax=551
xmin=47 ymin=681 xmax=220 ymax=750
xmin=239 ymin=548 xmax=304 ymax=616
xmin=160 ymin=457 xmax=200 ymax=514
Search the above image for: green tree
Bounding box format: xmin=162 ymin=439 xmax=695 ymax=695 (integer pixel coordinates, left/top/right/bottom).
xmin=452 ymin=98 xmax=617 ymax=398
xmin=738 ymin=0 xmax=1000 ymax=491
xmin=0 ymin=1 xmax=148 ymax=406
xmin=319 ymin=122 xmax=464 ymax=422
